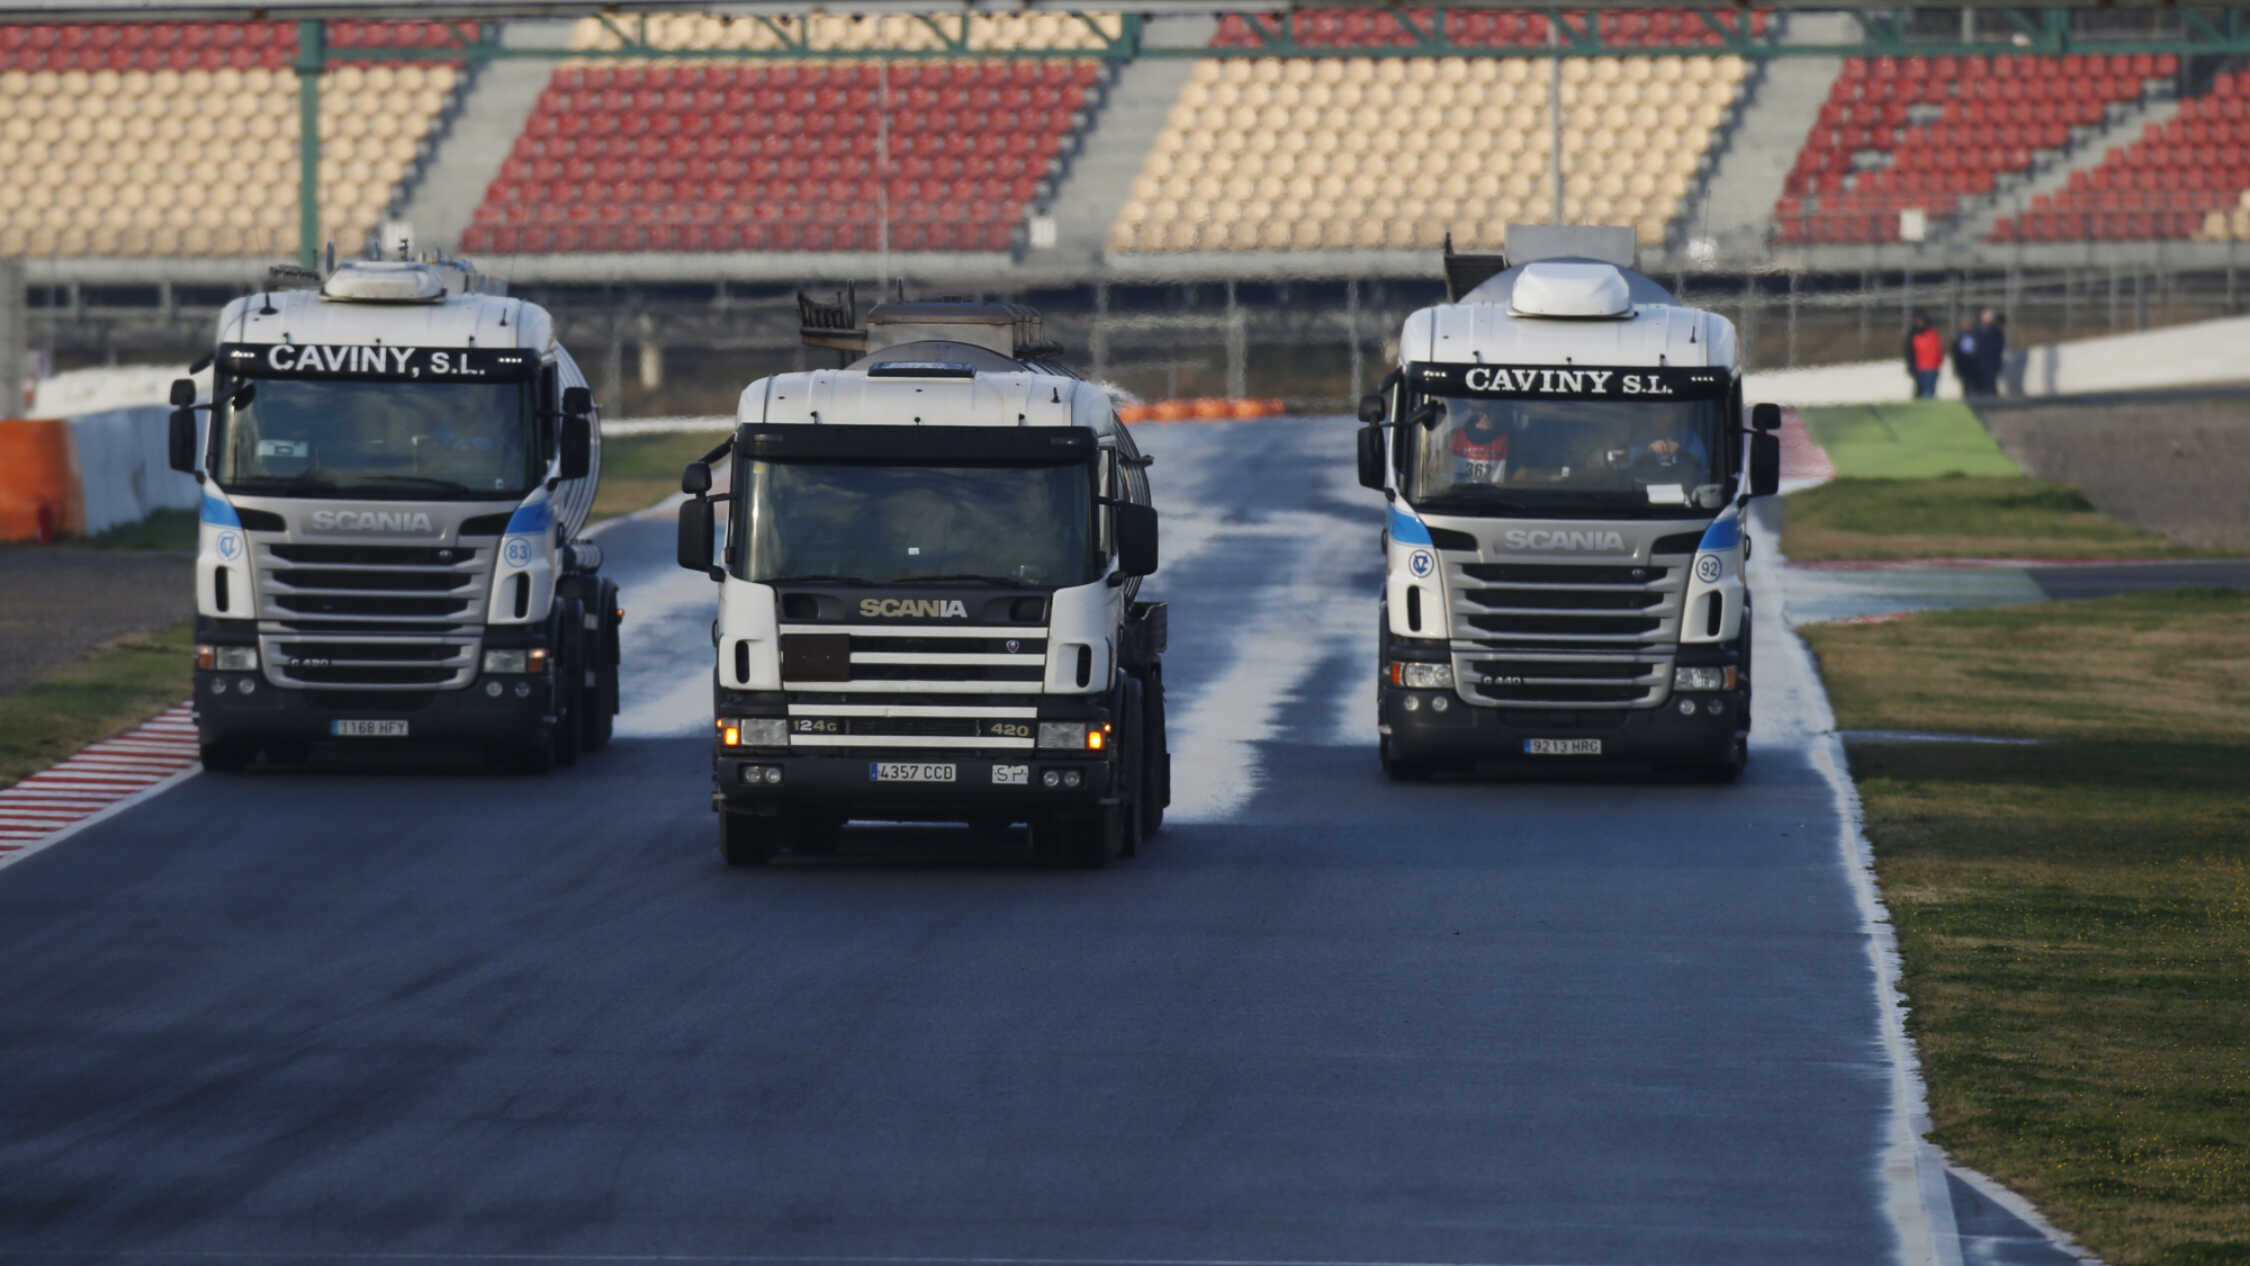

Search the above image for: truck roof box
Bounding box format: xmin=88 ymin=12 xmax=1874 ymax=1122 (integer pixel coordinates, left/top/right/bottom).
xmin=1503 ymin=224 xmax=1637 ymax=270
xmin=798 ymin=288 xmax=1061 ymax=361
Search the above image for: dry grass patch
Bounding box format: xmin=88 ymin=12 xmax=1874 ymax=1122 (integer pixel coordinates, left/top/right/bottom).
xmin=0 ymin=623 xmax=193 ymax=790
xmin=1808 ymin=591 xmax=2250 ymax=1266
xmin=593 ymin=429 xmax=731 ymax=522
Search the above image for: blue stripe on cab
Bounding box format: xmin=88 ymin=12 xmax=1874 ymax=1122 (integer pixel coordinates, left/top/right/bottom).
xmin=199 ymin=493 xmax=240 ymax=528
xmin=505 ymin=501 xmax=552 ymax=535
xmin=1388 ymin=504 xmax=1432 ymax=546
xmin=1698 ymin=516 xmax=1741 ymax=552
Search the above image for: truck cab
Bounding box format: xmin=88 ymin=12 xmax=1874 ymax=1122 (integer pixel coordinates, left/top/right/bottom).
xmin=171 ymin=258 xmax=619 ymax=772
xmin=678 ymin=299 xmax=1167 ymax=867
xmin=1357 ymin=226 xmax=1781 ymax=780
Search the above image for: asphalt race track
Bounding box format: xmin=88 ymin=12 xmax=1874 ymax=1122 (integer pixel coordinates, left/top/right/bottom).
xmin=0 ymin=419 xmax=2026 ymax=1266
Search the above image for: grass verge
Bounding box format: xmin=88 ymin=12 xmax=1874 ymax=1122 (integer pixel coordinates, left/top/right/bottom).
xmin=0 ymin=622 xmax=194 ymax=790
xmin=82 ymin=507 xmax=198 ymax=551
xmin=1783 ymin=476 xmax=2203 ymax=561
xmin=594 ymin=428 xmax=731 ymax=522
xmin=1805 ymin=589 xmax=2250 ymax=1266
xmin=1799 ymin=401 xmax=2023 ymax=480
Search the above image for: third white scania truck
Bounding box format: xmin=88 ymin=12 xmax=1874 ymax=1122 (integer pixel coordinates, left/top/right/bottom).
xmin=1357 ymin=226 xmax=1781 ymax=780
xmin=676 ymin=298 xmax=1167 ymax=867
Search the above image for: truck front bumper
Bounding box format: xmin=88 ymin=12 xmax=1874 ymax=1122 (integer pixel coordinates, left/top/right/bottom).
xmin=193 ymin=670 xmax=554 ymax=745
xmin=714 ymin=752 xmax=1114 ymax=820
xmin=1380 ymin=686 xmax=1747 ymax=766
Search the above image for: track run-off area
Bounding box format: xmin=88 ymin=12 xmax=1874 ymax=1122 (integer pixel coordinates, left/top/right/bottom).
xmin=0 ymin=417 xmax=2067 ymax=1266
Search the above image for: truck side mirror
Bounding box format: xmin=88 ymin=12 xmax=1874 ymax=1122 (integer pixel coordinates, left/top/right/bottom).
xmin=167 ymin=407 xmax=198 ymax=473
xmin=169 ymin=377 xmax=197 ymax=407
xmin=1113 ymin=502 xmax=1158 ymax=578
xmin=677 ymin=496 xmax=717 ymax=576
xmin=1356 ymin=424 xmax=1386 ymax=490
xmin=1749 ymin=430 xmax=1780 ymax=498
xmin=561 ymin=385 xmax=593 ymax=418
xmin=1750 ymin=402 xmax=1782 ymax=432
xmin=558 ymin=414 xmax=591 ymax=480
xmin=1357 ymin=392 xmax=1386 ymax=424
xmin=681 ymin=460 xmax=712 ymax=496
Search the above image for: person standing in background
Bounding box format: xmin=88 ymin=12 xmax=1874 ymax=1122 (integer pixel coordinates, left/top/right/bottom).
xmin=1975 ymin=309 xmax=2008 ymax=397
xmin=1905 ymin=312 xmax=1944 ymax=398
xmin=1951 ymin=316 xmax=1990 ymax=397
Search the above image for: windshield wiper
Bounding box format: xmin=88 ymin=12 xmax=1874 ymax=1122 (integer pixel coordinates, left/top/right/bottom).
xmin=904 ymin=572 xmax=1039 ymax=588
xmin=757 ymin=574 xmax=877 ymax=587
xmin=354 ymin=475 xmax=482 ymax=495
xmin=224 ymin=475 xmax=341 ymax=494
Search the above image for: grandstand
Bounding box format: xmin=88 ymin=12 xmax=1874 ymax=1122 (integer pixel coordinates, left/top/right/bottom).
xmin=0 ymin=20 xmax=465 ymax=259
xmin=9 ymin=8 xmax=2250 ymax=302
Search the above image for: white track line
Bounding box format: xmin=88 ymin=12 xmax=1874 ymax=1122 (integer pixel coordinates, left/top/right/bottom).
xmin=0 ymin=704 xmax=202 ymax=874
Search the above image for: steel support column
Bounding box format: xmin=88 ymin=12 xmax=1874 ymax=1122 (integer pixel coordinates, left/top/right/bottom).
xmin=295 ymin=20 xmax=324 ymax=270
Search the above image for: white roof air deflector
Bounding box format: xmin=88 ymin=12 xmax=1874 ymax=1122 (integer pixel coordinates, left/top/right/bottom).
xmin=1509 ymin=262 xmax=1634 ymax=320
xmin=321 ymin=261 xmax=447 ymax=304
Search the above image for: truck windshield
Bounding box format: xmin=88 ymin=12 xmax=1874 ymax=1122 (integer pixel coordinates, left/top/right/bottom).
xmin=1402 ymin=395 xmax=1728 ymax=518
xmin=736 ymin=461 xmax=1096 ymax=588
xmin=213 ymin=377 xmax=537 ymax=499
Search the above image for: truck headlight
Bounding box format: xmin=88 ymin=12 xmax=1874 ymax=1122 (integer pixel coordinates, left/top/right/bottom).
xmin=1674 ymin=666 xmax=1738 ymax=692
xmin=483 ymin=648 xmax=551 ymax=675
xmin=1038 ymin=722 xmax=1091 ymax=750
xmin=719 ymin=717 xmax=787 ymax=748
xmin=1388 ymin=661 xmax=1453 ymax=691
xmin=197 ymin=645 xmax=258 ymax=672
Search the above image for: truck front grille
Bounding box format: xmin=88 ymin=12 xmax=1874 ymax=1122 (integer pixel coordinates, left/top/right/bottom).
xmin=255 ymin=541 xmax=491 ymax=690
xmin=1449 ymin=554 xmax=1688 ymax=709
xmin=777 ymin=622 xmax=1048 ymax=750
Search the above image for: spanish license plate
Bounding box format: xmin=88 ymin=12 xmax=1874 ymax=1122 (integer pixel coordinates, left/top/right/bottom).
xmin=869 ymin=762 xmax=956 ymax=783
xmin=330 ymin=719 xmax=409 ymax=738
xmin=1524 ymin=738 xmax=1602 ymax=756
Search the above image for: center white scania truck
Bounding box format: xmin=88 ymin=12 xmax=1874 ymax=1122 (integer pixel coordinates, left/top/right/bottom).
xmin=168 ymin=258 xmax=620 ymax=772
xmin=676 ymin=299 xmax=1167 ymax=868
xmin=1356 ymin=226 xmax=1781 ymax=780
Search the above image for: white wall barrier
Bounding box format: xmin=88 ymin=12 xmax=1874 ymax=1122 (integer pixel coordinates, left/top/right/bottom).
xmin=1745 ymin=312 xmax=2250 ymax=407
xmin=67 ymin=406 xmax=202 ymax=537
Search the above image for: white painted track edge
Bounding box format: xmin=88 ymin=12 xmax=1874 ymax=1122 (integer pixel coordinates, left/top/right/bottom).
xmin=0 ymin=764 xmax=200 ymax=875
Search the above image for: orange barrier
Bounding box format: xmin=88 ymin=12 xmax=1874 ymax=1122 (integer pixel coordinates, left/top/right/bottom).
xmin=1118 ymin=397 xmax=1292 ymax=424
xmin=0 ymin=419 xmax=80 ymax=543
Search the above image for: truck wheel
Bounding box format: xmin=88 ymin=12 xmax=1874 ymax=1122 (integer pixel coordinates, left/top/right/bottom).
xmin=1380 ymin=736 xmax=1433 ymax=782
xmin=550 ymin=708 xmax=582 ymax=768
xmin=1695 ymin=735 xmax=1749 ymax=784
xmin=1140 ymin=673 xmax=1167 ymax=840
xmin=718 ymin=811 xmax=776 ymax=868
xmin=1030 ymin=811 xmax=1120 ymax=869
xmin=581 ymin=659 xmax=616 ymax=752
xmin=198 ymin=738 xmax=256 ymax=773
xmin=261 ymin=739 xmax=311 ymax=769
xmin=790 ymin=815 xmax=844 ymax=856
xmin=582 ymin=589 xmax=619 ymax=753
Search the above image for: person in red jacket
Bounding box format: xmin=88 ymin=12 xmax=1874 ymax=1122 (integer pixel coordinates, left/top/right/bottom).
xmin=1447 ymin=402 xmax=1512 ymax=482
xmin=1904 ymin=312 xmax=1944 ymax=398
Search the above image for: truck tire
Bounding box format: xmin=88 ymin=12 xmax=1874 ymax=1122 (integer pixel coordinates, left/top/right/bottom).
xmin=790 ymin=814 xmax=844 ymax=856
xmin=1139 ymin=670 xmax=1168 ymax=840
xmin=1030 ymin=809 xmax=1122 ymax=869
xmin=582 ymin=583 xmax=619 ymax=753
xmin=198 ymin=738 xmax=256 ymax=773
xmin=1380 ymin=735 xmax=1433 ymax=782
xmin=718 ymin=811 xmax=776 ymax=868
